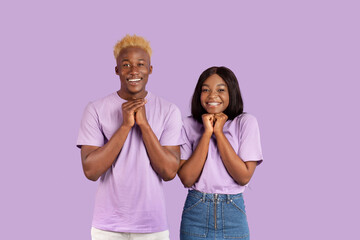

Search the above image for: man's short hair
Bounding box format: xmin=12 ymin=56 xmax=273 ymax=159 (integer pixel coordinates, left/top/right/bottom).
xmin=113 ymin=34 xmax=152 ymax=59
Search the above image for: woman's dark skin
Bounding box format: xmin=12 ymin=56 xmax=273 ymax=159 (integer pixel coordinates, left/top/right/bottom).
xmin=178 ymin=74 xmax=257 ymax=187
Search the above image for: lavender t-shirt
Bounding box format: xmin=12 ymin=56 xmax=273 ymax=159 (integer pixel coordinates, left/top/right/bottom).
xmin=77 ymin=92 xmax=183 ymax=233
xmin=181 ymin=113 xmax=263 ymax=194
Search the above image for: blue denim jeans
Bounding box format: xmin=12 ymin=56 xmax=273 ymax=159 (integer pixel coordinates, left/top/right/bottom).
xmin=180 ymin=190 xmax=250 ymax=240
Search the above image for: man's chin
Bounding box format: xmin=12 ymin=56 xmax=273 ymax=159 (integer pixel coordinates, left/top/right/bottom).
xmin=127 ymin=89 xmax=147 ymax=97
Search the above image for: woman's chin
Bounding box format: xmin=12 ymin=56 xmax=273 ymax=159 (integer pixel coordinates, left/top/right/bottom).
xmin=206 ymin=109 xmax=223 ymax=114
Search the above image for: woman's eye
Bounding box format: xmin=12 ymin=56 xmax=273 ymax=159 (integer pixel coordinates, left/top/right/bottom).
xmin=138 ymin=63 xmax=144 ymax=67
xmin=201 ymin=89 xmax=209 ymax=92
xmin=218 ymin=89 xmax=225 ymax=92
xmin=123 ymin=64 xmax=130 ymax=67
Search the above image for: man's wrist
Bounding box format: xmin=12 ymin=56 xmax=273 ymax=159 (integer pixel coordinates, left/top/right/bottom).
xmin=138 ymin=122 xmax=151 ymax=132
xmin=119 ymin=124 xmax=132 ymax=132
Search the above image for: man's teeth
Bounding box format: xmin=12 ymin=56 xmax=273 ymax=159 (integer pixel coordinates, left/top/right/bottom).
xmin=128 ymin=78 xmax=141 ymax=82
xmin=208 ymin=102 xmax=220 ymax=106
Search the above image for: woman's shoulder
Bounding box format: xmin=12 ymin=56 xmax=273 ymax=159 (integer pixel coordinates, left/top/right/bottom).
xmin=183 ymin=116 xmax=199 ymax=124
xmin=183 ymin=116 xmax=203 ymax=133
xmin=233 ymin=113 xmax=258 ymax=123
xmin=229 ymin=113 xmax=260 ymax=132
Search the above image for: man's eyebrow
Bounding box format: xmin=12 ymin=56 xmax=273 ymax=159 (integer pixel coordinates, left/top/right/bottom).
xmin=121 ymin=58 xmax=147 ymax=62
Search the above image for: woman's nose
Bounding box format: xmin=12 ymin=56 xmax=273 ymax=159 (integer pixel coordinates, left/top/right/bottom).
xmin=209 ymin=90 xmax=218 ymax=98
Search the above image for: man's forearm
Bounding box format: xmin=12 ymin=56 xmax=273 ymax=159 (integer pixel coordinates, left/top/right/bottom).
xmin=139 ymin=124 xmax=180 ymax=181
xmin=82 ymin=125 xmax=132 ymax=181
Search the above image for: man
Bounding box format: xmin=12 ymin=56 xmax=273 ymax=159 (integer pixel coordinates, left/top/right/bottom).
xmin=77 ymin=34 xmax=183 ymax=240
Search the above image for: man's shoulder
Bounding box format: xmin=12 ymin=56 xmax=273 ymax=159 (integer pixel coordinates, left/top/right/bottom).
xmin=148 ymin=92 xmax=179 ymax=111
xmin=92 ymin=92 xmax=118 ymax=104
xmin=88 ymin=92 xmax=119 ymax=109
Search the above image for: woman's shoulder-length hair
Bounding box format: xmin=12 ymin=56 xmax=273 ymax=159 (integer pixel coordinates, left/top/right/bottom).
xmin=191 ymin=66 xmax=244 ymax=123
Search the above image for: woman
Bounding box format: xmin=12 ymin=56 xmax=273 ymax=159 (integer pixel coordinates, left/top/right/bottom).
xmin=178 ymin=66 xmax=263 ymax=240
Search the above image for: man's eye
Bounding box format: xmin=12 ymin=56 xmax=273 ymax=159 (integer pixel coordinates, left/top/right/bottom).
xmin=138 ymin=63 xmax=144 ymax=67
xmin=123 ymin=64 xmax=130 ymax=67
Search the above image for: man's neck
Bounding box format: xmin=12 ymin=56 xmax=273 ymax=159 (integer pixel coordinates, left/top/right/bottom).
xmin=117 ymin=90 xmax=148 ymax=100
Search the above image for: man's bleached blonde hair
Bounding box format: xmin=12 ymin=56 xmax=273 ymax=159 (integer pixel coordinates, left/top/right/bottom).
xmin=113 ymin=34 xmax=152 ymax=59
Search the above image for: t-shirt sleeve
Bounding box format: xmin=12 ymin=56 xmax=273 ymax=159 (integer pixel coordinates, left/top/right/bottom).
xmin=159 ymin=105 xmax=185 ymax=146
xmin=76 ymin=102 xmax=105 ymax=148
xmin=180 ymin=123 xmax=193 ymax=160
xmin=238 ymin=114 xmax=263 ymax=164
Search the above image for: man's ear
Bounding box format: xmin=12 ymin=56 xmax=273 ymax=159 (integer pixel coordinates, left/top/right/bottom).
xmin=149 ymin=65 xmax=153 ymax=74
xmin=115 ymin=66 xmax=119 ymax=75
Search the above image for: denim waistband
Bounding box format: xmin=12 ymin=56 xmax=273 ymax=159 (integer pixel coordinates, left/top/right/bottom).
xmin=188 ymin=189 xmax=243 ymax=203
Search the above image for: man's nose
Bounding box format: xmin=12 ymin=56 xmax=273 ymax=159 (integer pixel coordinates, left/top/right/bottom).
xmin=130 ymin=65 xmax=139 ymax=74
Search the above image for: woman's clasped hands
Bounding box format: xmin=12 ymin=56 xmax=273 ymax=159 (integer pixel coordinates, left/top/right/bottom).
xmin=202 ymin=113 xmax=228 ymax=135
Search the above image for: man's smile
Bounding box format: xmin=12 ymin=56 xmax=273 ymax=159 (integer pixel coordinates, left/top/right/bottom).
xmin=127 ymin=78 xmax=142 ymax=82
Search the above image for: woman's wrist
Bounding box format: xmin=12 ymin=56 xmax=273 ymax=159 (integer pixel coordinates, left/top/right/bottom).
xmin=202 ymin=130 xmax=213 ymax=138
xmin=213 ymin=129 xmax=225 ymax=137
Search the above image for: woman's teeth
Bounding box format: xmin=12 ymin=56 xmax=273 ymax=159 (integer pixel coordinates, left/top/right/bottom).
xmin=208 ymin=102 xmax=220 ymax=106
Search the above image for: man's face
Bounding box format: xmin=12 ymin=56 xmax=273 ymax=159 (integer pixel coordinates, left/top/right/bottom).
xmin=115 ymin=46 xmax=152 ymax=99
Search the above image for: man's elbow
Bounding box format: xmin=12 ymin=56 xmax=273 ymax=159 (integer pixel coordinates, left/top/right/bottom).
xmin=162 ymin=170 xmax=177 ymax=181
xmin=161 ymin=159 xmax=180 ymax=181
xmin=83 ymin=169 xmax=100 ymax=182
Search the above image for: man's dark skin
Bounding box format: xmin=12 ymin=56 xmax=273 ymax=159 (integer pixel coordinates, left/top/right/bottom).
xmin=80 ymin=46 xmax=180 ymax=181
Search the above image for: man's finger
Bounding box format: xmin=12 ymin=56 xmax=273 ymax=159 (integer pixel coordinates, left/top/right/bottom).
xmin=123 ymin=100 xmax=145 ymax=111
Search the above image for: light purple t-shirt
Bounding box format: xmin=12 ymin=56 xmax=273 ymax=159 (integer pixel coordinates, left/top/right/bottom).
xmin=77 ymin=92 xmax=183 ymax=233
xmin=181 ymin=113 xmax=263 ymax=194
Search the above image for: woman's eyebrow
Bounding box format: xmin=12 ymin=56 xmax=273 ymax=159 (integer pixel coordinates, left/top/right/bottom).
xmin=202 ymin=83 xmax=226 ymax=87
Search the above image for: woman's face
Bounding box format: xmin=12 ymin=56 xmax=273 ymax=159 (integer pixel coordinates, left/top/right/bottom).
xmin=200 ymin=74 xmax=229 ymax=114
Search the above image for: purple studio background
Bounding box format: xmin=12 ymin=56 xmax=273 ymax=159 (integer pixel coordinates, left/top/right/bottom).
xmin=1 ymin=1 xmax=359 ymax=239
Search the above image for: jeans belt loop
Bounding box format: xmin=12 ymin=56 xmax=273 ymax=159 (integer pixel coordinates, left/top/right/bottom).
xmin=202 ymin=192 xmax=206 ymax=202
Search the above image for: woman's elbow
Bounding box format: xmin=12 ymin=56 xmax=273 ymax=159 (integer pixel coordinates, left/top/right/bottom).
xmin=237 ymin=177 xmax=251 ymax=186
xmin=178 ymin=175 xmax=194 ymax=188
xmin=182 ymin=181 xmax=193 ymax=188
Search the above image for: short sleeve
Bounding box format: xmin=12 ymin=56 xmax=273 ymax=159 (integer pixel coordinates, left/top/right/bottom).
xmin=238 ymin=115 xmax=263 ymax=164
xmin=159 ymin=105 xmax=184 ymax=146
xmin=76 ymin=102 xmax=105 ymax=148
xmin=180 ymin=124 xmax=193 ymax=160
